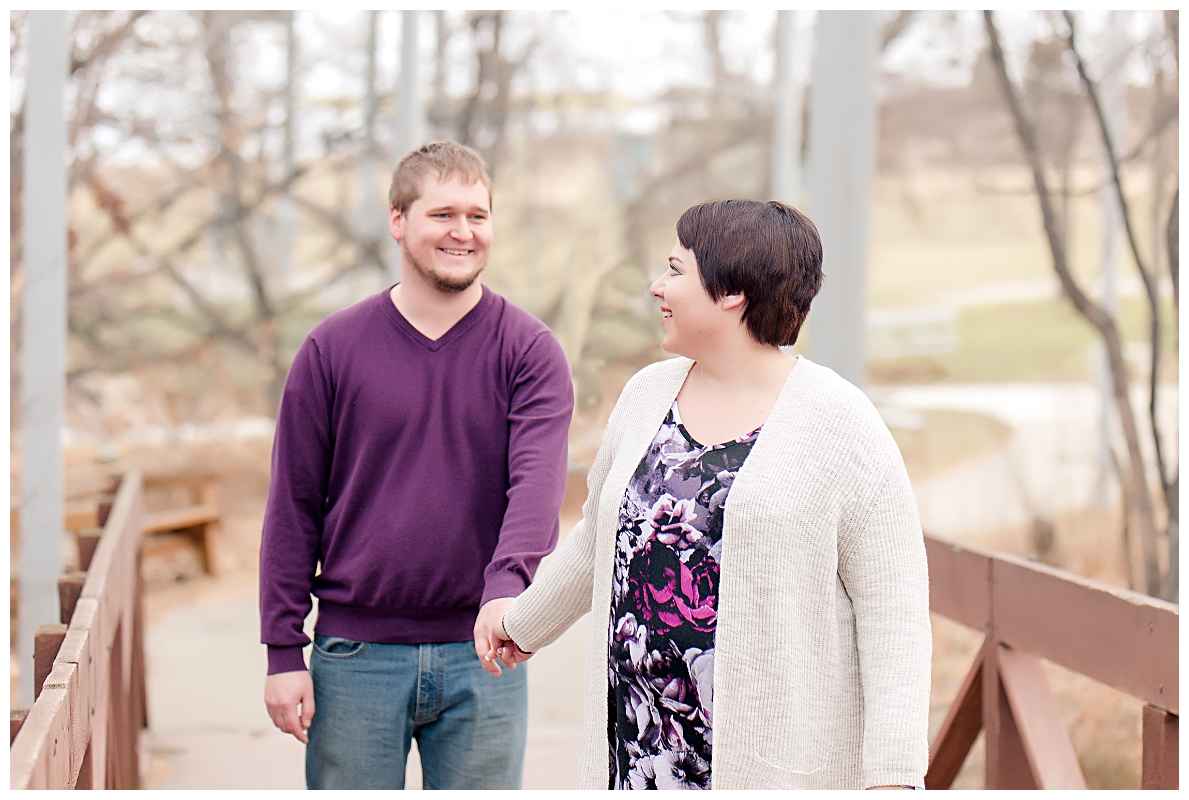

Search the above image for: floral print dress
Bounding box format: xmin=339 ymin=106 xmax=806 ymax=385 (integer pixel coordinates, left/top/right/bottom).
xmin=608 ymin=401 xmax=762 ymax=790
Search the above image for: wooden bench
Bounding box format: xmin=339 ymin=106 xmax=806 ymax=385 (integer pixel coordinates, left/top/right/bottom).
xmin=141 ymin=472 xmax=222 ymax=575
xmin=12 ymin=472 xmax=222 ymax=575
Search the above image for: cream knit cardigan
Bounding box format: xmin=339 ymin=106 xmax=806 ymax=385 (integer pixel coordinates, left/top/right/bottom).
xmin=503 ymin=356 xmax=931 ymax=790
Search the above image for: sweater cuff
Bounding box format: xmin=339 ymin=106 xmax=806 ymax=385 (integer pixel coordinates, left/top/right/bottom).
xmin=502 ymin=603 xmax=530 ymax=651
xmin=480 ymin=569 xmax=529 ymax=608
xmin=863 ymin=769 xmax=924 ymax=790
xmin=267 ymin=645 xmax=309 ymax=675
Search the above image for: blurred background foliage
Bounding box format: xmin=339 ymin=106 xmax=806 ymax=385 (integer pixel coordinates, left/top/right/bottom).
xmin=8 ymin=9 xmax=1178 ymax=427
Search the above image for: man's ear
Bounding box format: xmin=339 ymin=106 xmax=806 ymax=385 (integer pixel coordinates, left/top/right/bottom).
xmin=388 ymin=206 xmax=403 ymax=242
xmin=720 ymin=293 xmax=746 ymax=312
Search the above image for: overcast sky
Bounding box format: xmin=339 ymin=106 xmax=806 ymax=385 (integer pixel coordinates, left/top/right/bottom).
xmin=289 ymin=10 xmax=1169 ymax=102
xmin=9 ymin=10 xmax=1172 ymax=167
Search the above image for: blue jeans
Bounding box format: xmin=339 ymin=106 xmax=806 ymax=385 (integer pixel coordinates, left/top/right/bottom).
xmin=305 ymin=635 xmax=528 ymax=790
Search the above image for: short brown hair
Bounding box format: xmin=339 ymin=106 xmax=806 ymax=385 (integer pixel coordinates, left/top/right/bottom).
xmin=675 ymin=199 xmax=823 ymax=347
xmin=388 ymin=140 xmax=493 ymax=213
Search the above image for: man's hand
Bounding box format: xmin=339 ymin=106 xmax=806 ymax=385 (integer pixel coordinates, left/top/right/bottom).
xmin=265 ymin=670 xmax=315 ymax=744
xmin=474 ymin=597 xmax=533 ymax=677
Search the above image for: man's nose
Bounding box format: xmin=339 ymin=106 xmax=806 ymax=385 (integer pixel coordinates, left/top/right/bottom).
xmin=449 ymin=217 xmax=473 ymax=240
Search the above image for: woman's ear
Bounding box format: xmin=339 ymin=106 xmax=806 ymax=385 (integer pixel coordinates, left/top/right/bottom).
xmin=720 ymin=293 xmax=746 ymax=312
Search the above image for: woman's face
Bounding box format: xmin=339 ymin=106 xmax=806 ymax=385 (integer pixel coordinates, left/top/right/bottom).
xmin=650 ymin=239 xmax=740 ymax=358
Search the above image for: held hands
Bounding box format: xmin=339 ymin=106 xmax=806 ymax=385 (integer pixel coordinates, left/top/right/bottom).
xmin=264 ymin=670 xmax=315 ymax=744
xmin=473 ymin=597 xmax=534 ymax=677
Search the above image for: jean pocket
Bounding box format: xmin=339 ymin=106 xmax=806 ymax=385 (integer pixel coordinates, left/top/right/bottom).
xmin=312 ymin=635 xmax=366 ymax=659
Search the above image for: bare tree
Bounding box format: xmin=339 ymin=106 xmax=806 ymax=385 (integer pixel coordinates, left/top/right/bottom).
xmin=10 ymin=11 xmax=437 ymax=418
xmin=454 ymin=11 xmax=539 ymax=176
xmin=983 ymin=11 xmax=1177 ymax=600
xmin=1060 ymin=11 xmax=1178 ymax=601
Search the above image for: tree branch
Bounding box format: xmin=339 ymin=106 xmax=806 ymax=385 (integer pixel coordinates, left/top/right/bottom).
xmin=881 ymin=10 xmax=918 ymax=52
xmin=1168 ymin=190 xmax=1179 ymax=308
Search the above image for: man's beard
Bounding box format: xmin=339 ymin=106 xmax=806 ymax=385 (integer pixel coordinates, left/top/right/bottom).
xmin=401 ymin=246 xmax=484 ymax=293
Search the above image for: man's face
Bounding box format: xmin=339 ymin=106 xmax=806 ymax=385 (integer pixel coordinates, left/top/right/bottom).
xmin=389 ymin=175 xmax=492 ymax=293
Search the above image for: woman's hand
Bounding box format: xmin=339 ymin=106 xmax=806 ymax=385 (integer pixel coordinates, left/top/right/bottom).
xmin=473 ymin=597 xmax=534 ymax=676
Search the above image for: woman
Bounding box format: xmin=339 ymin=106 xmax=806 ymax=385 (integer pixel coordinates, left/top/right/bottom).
xmin=487 ymin=199 xmax=931 ymax=790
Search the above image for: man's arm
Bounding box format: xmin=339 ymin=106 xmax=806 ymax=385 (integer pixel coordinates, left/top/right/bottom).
xmin=260 ymin=335 xmax=333 ymax=734
xmin=480 ymin=330 xmax=574 ymax=604
xmin=473 ymin=330 xmax=574 ymax=673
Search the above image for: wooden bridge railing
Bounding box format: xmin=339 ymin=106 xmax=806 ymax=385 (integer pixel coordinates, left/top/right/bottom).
xmin=924 ymin=534 xmax=1178 ymax=789
xmin=10 ymin=471 xmax=148 ymax=789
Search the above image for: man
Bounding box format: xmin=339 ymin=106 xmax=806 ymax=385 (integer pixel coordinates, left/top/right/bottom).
xmin=260 ymin=140 xmax=573 ymax=789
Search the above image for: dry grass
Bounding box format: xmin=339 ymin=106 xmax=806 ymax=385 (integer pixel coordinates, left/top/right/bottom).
xmin=951 ymin=501 xmax=1138 ymax=591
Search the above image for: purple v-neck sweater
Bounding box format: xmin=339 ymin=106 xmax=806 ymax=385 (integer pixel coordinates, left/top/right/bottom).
xmin=260 ymin=286 xmax=573 ymax=674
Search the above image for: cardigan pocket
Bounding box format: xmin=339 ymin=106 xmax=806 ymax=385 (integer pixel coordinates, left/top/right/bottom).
xmin=733 ymin=752 xmax=828 ymax=790
xmin=757 ymin=753 xmax=823 ymax=776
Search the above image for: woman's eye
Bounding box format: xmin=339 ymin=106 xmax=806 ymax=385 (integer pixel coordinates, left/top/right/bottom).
xmin=668 ymin=265 xmax=680 ymax=275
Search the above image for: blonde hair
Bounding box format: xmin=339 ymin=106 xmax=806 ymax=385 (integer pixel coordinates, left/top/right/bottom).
xmin=388 ymin=140 xmax=492 ymax=213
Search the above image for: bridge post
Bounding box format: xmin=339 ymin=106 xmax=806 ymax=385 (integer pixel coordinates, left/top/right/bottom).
xmin=388 ymin=10 xmax=426 ymax=282
xmin=982 ymin=640 xmax=1037 ymax=789
xmin=19 ymin=9 xmax=69 ymax=709
xmin=33 ymin=624 xmax=68 ymax=701
xmin=1142 ymin=706 xmax=1179 ymax=789
xmin=804 ymin=10 xmax=877 ymax=387
xmin=770 ymin=10 xmax=804 ymax=207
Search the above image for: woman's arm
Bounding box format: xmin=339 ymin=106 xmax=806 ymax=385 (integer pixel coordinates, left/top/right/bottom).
xmin=501 ymin=468 xmax=604 ymax=652
xmin=503 ymin=357 xmax=690 ymax=654
xmin=838 ymin=460 xmax=932 ymax=790
xmin=501 ymin=398 xmax=623 ymax=653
